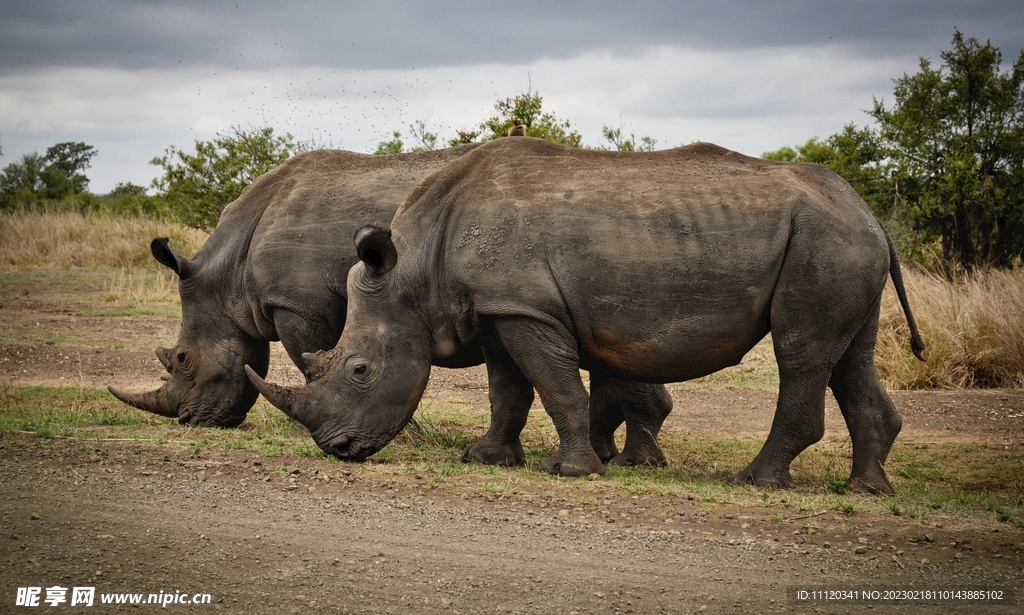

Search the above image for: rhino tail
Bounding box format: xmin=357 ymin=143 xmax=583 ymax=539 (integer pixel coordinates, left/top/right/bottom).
xmin=884 ymin=230 xmax=926 ymax=362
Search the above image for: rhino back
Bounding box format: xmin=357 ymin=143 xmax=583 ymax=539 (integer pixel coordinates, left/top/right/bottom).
xmin=242 ymin=146 xmax=480 ymax=344
xmin=394 ymin=138 xmax=886 ymax=381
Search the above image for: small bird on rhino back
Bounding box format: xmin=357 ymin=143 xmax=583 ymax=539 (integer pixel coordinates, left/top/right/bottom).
xmin=507 ymin=118 xmax=526 ymax=137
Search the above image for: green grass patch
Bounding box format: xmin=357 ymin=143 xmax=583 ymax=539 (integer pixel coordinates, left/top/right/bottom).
xmin=2 ymin=383 xmax=1021 ymax=528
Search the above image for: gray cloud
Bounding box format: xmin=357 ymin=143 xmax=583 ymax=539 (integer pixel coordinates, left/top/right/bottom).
xmin=2 ymin=1 xmax=1022 ymax=74
xmin=2 ymin=1 xmax=1023 ymax=193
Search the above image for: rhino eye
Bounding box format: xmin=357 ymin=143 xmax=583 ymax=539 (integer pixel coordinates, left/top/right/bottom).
xmin=353 ymin=364 xmax=367 ymax=376
xmin=177 ymin=351 xmax=188 ymax=363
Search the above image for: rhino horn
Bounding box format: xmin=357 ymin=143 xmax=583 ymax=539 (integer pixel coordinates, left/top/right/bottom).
xmin=155 ymin=347 xmax=173 ymax=372
xmin=300 ymin=352 xmax=325 ymax=377
xmin=244 ymin=365 xmax=302 ymax=419
xmin=107 ymin=384 xmax=176 ymax=418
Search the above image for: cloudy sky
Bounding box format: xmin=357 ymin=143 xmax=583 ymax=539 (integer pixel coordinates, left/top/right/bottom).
xmin=2 ymin=1 xmax=1023 ymax=193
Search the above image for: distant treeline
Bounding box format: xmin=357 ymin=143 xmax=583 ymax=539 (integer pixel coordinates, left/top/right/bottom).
xmin=3 ymin=31 xmax=1022 ymax=273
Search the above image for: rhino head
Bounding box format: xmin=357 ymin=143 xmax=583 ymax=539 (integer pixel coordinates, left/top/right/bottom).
xmin=108 ymin=238 xmax=270 ymax=426
xmin=246 ymin=226 xmax=431 ymax=459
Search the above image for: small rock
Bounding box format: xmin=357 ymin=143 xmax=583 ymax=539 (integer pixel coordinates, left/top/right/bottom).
xmin=586 ymin=473 xmax=600 ymax=481
xmin=29 ymin=513 xmax=41 ymax=521
xmin=855 ymin=546 xmax=869 ymax=554
xmin=925 ymin=533 xmax=935 ymax=542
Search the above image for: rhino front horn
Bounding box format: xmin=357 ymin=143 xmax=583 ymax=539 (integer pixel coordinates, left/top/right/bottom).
xmin=108 ymin=385 xmax=176 ymax=418
xmin=244 ymin=365 xmax=302 ymax=419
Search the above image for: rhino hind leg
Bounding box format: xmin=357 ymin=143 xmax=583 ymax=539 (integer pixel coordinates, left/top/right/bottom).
xmin=729 ymin=247 xmax=873 ymax=490
xmin=829 ymin=302 xmax=900 ymax=495
xmin=462 ymin=346 xmax=532 ymax=467
xmin=591 ymin=375 xmax=672 ymax=467
xmin=728 ymin=366 xmax=831 ymax=489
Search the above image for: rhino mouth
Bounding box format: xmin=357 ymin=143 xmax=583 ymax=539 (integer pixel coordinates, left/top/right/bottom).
xmin=180 ymin=411 xmax=246 ymax=428
xmin=322 ymin=434 xmax=383 ymax=462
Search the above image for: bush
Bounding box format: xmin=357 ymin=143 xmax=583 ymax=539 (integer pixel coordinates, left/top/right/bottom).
xmin=877 ymin=268 xmax=1024 ymax=388
xmin=0 ymin=211 xmax=206 ymax=269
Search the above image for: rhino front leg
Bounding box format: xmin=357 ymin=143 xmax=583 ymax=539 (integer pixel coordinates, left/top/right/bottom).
xmin=461 ymin=345 xmax=532 ymax=467
xmin=588 ymin=371 xmax=624 ymax=463
xmin=492 ymin=317 xmax=605 ymax=477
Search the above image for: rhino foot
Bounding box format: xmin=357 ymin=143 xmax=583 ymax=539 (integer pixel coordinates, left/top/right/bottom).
xmin=608 ymin=448 xmax=668 ymax=468
xmin=461 ymin=439 xmax=525 ymax=467
xmin=846 ymin=474 xmax=895 ymax=496
xmin=728 ymin=465 xmax=794 ymax=490
xmin=538 ymin=450 xmax=605 ymax=477
xmin=590 ymin=436 xmax=619 ymax=464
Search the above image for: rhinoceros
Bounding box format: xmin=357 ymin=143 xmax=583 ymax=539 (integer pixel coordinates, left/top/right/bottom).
xmin=107 ymin=146 xmax=480 ymax=426
xmin=247 ymin=137 xmax=924 ymax=493
xmin=108 ymin=145 xmax=672 ymax=467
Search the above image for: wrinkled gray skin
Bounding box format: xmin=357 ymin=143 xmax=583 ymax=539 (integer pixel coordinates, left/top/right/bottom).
xmin=108 ymin=145 xmax=672 ymax=465
xmin=249 ymin=137 xmax=925 ymax=493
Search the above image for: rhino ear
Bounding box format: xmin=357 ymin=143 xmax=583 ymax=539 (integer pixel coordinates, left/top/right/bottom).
xmin=354 ymin=225 xmax=398 ymax=276
xmin=151 ymin=237 xmax=192 ymax=278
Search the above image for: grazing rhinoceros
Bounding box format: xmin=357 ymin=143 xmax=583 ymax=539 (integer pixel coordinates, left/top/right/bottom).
xmin=108 ymin=145 xmax=672 ymax=467
xmin=247 ymin=137 xmax=924 ymax=493
xmin=107 ymin=146 xmax=481 ymax=426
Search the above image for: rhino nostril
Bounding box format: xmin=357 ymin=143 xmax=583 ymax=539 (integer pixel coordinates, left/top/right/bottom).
xmin=327 ymin=436 xmax=351 ymax=459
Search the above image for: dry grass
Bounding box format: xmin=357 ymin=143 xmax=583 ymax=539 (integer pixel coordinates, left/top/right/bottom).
xmin=2 ymin=212 xmax=1021 ymax=390
xmin=0 ymin=211 xmax=206 ymax=269
xmin=878 ymin=268 xmax=1024 ymax=389
xmin=103 ymin=267 xmax=181 ymax=304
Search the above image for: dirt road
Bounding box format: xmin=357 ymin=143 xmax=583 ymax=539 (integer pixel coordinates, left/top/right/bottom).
xmin=1 ymin=274 xmax=1022 ymax=613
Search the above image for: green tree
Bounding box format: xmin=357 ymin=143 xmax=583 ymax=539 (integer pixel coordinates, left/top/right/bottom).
xmin=374 ymin=131 xmax=405 ymax=156
xmin=448 ymin=129 xmax=481 ymax=147
xmin=0 ymin=142 xmax=97 ymax=209
xmin=762 ymin=125 xmax=898 ymax=220
xmin=41 ymin=142 xmax=98 ymax=198
xmin=601 ymin=125 xmax=657 ymax=152
xmin=98 ymin=182 xmax=167 ymax=217
xmin=0 ymin=152 xmax=46 ymax=208
xmin=476 ymin=90 xmax=583 ymax=146
xmin=374 ymin=121 xmax=440 ymax=155
xmin=407 ymin=120 xmax=439 ymax=152
xmin=150 ymin=125 xmax=297 ymax=230
xmin=870 ymin=30 xmax=1024 ymax=270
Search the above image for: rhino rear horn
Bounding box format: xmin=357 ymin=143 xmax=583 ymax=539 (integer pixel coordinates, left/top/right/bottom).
xmin=245 ymin=365 xmax=304 ymax=421
xmin=354 ymin=225 xmax=397 ymax=275
xmin=155 ymin=347 xmax=173 ymax=372
xmin=300 ymin=352 xmax=327 ymax=378
xmin=108 ymin=384 xmax=176 ymax=418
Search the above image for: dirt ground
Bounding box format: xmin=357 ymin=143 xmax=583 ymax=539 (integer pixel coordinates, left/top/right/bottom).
xmin=1 ymin=274 xmax=1022 ymax=613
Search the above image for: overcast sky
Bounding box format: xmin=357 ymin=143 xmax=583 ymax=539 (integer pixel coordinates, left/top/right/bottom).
xmin=2 ymin=1 xmax=1023 ymax=193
